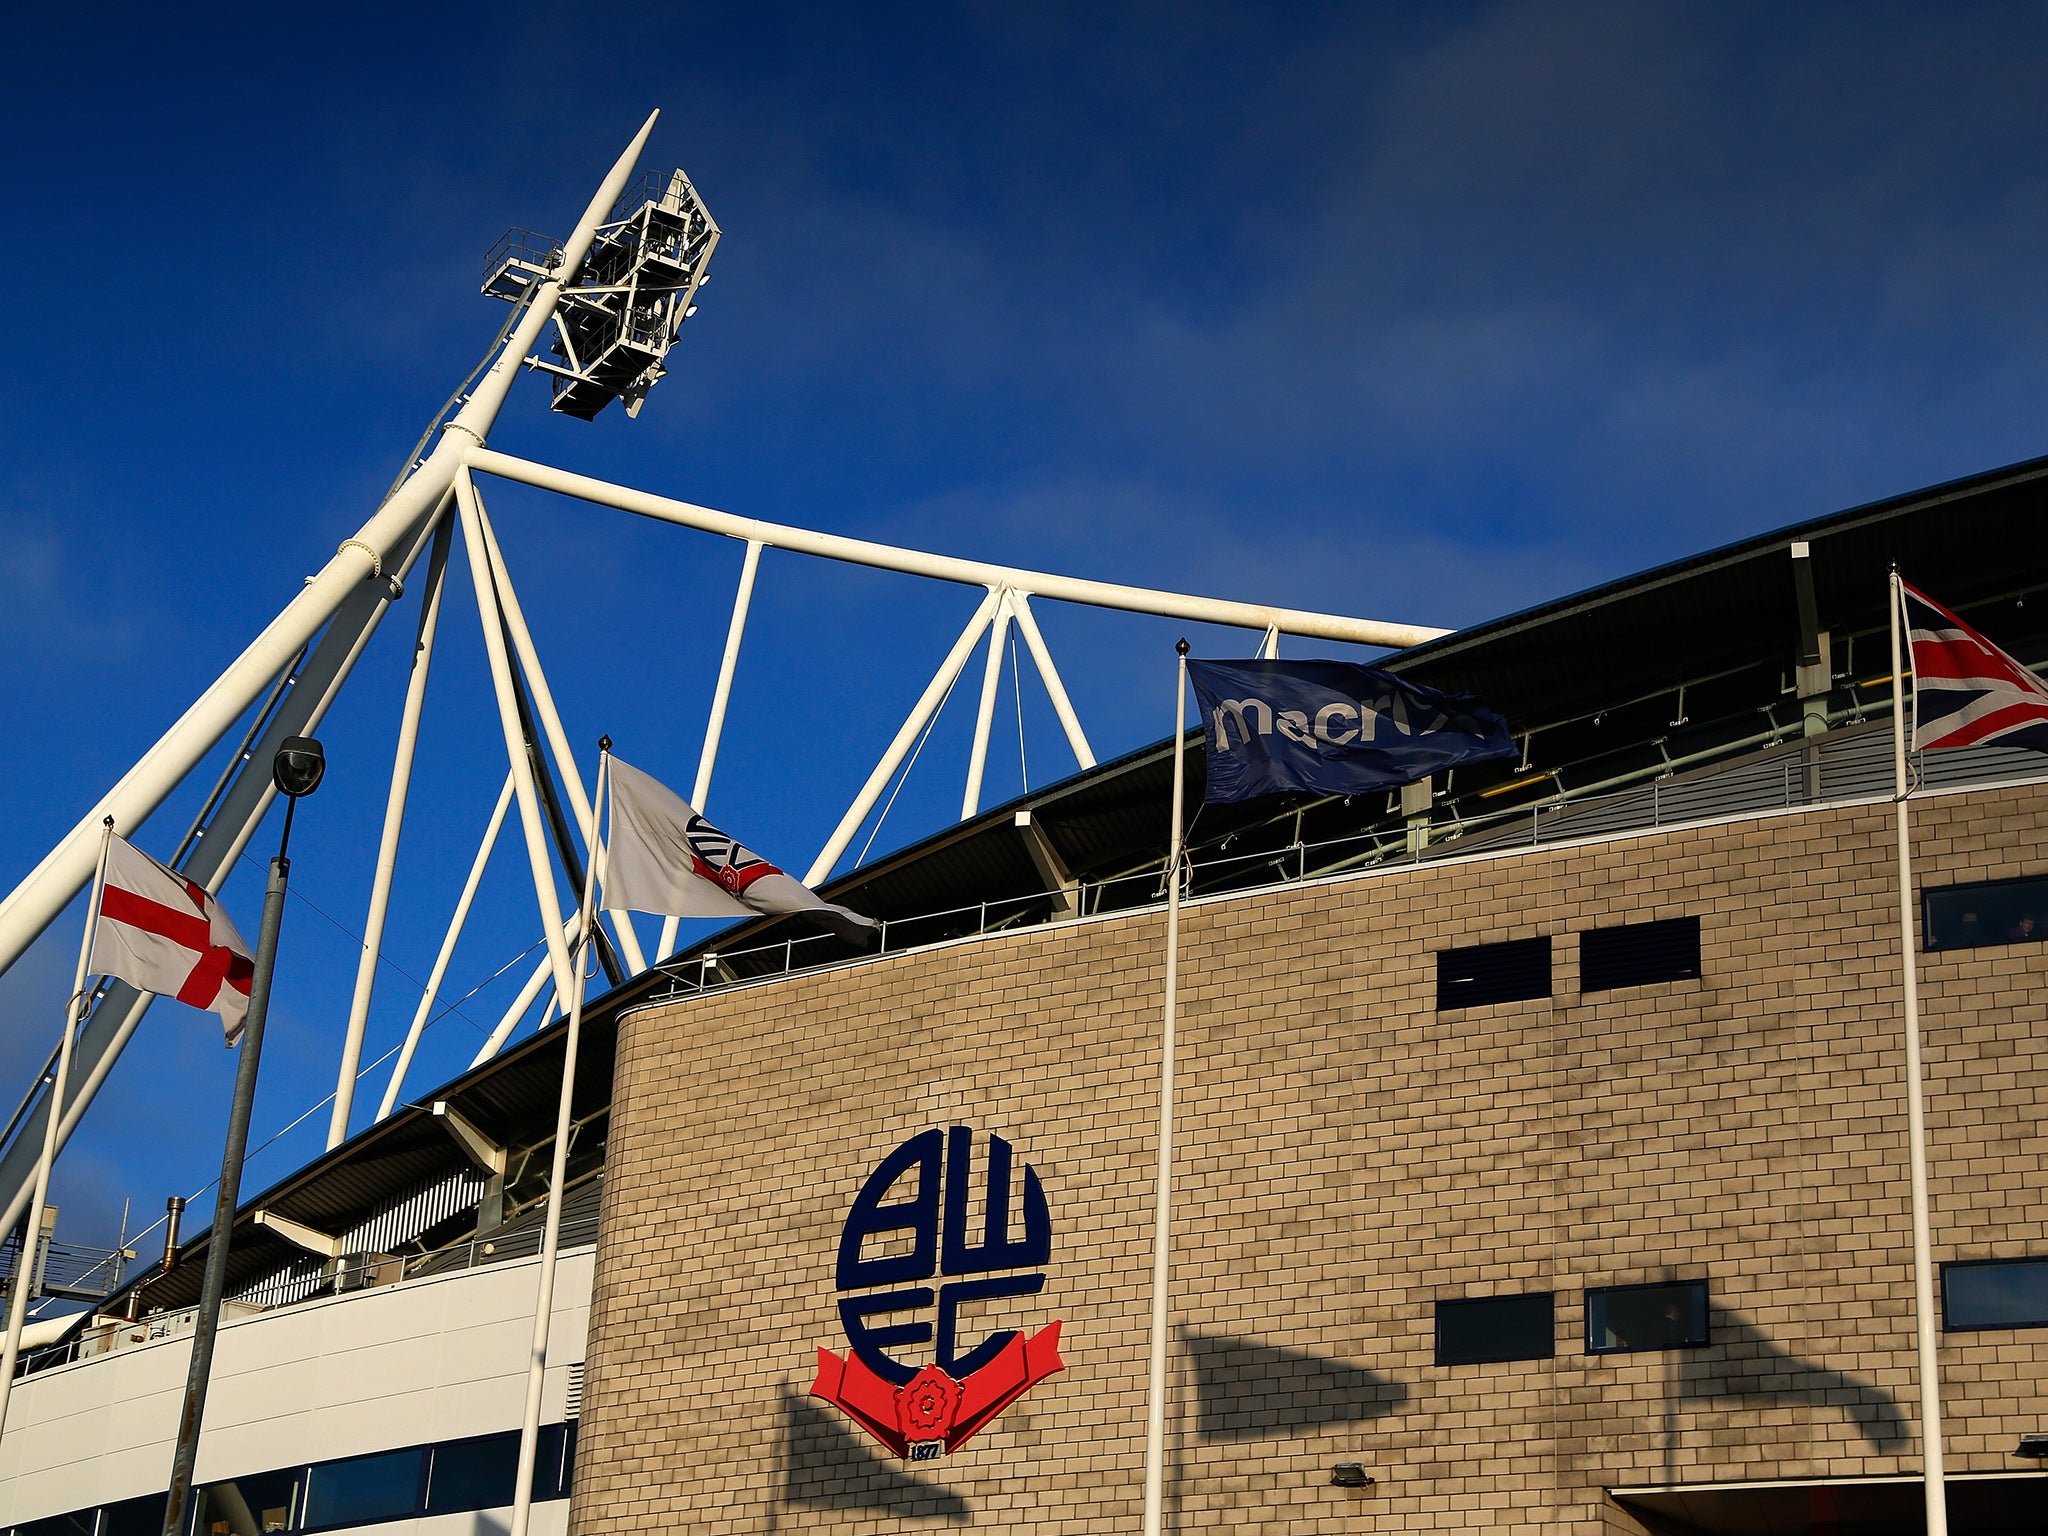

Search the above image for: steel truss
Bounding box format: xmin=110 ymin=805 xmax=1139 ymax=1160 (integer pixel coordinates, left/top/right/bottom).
xmin=0 ymin=114 xmax=1451 ymax=1243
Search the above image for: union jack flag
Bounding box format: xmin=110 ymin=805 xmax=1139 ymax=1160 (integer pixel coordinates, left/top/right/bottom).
xmin=1903 ymin=580 xmax=2048 ymax=755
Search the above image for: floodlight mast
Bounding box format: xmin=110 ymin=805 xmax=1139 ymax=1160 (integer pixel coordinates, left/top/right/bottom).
xmin=0 ymin=113 xmax=657 ymax=990
xmin=0 ymin=113 xmax=663 ymax=1236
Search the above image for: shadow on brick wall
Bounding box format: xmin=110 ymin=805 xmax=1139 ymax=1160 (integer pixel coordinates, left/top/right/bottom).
xmin=778 ymin=1389 xmax=971 ymax=1521
xmin=1675 ymin=1308 xmax=1908 ymax=1452
xmin=1181 ymin=1330 xmax=1409 ymax=1440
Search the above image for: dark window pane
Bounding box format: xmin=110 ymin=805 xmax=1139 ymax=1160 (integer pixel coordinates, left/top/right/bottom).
xmin=423 ymin=1425 xmax=575 ymax=1513
xmin=426 ymin=1431 xmax=519 ymax=1514
xmin=17 ymin=1512 xmax=95 ymax=1536
xmin=1435 ymin=1293 xmax=1554 ymax=1366
xmin=193 ymin=1470 xmax=300 ymax=1535
xmin=1436 ymin=937 xmax=1551 ymax=1009
xmin=302 ymin=1448 xmax=423 ymax=1530
xmin=101 ymin=1493 xmax=167 ymax=1536
xmin=552 ymin=1417 xmax=577 ymax=1507
xmin=1581 ymin=917 xmax=1701 ymax=991
xmin=1924 ymin=876 xmax=2048 ymax=951
xmin=1586 ymin=1281 xmax=1709 ymax=1353
xmin=1944 ymin=1258 xmax=2048 ymax=1329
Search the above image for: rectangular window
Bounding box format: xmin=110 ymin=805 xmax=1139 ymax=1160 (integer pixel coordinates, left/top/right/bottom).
xmin=16 ymin=1512 xmax=94 ymax=1536
xmin=1580 ymin=916 xmax=1701 ymax=991
xmin=1923 ymin=876 xmax=2048 ymax=951
xmin=100 ymin=1493 xmax=167 ymax=1536
xmin=422 ymin=1424 xmax=577 ymax=1514
xmin=193 ymin=1470 xmax=300 ymax=1536
xmin=540 ymin=1421 xmax=578 ymax=1502
xmin=1943 ymin=1257 xmax=2048 ymax=1330
xmin=301 ymin=1447 xmax=425 ymax=1531
xmin=426 ymin=1431 xmax=519 ymax=1515
xmin=1436 ymin=936 xmax=1551 ymax=1009
xmin=1586 ymin=1280 xmax=1709 ymax=1353
xmin=1434 ymin=1293 xmax=1555 ymax=1366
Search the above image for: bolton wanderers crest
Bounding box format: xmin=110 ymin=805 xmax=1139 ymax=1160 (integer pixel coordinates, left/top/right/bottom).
xmin=809 ymin=1126 xmax=1064 ymax=1460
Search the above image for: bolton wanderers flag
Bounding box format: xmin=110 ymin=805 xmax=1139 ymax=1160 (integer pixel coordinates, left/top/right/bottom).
xmin=1188 ymin=659 xmax=1516 ymax=804
xmin=1903 ymin=581 xmax=2048 ymax=754
xmin=93 ymin=836 xmax=256 ymax=1045
xmin=603 ymin=756 xmax=880 ymax=943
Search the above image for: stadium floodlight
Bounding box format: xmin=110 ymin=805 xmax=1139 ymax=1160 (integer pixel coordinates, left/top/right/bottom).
xmin=2017 ymin=1433 xmax=2048 ymax=1458
xmin=1330 ymin=1463 xmax=1374 ymax=1487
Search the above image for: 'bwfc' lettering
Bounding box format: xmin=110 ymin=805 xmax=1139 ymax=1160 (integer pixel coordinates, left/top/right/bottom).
xmin=810 ymin=1127 xmax=1065 ymax=1460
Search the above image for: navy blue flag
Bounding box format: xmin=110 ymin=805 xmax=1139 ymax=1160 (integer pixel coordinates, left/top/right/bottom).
xmin=1187 ymin=659 xmax=1516 ymax=804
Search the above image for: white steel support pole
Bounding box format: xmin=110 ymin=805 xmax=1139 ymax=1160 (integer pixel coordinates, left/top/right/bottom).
xmin=1888 ymin=569 xmax=1949 ymax=1536
xmin=474 ymin=508 xmax=647 ymax=973
xmin=465 ymin=448 xmax=1449 ymax=650
xmin=660 ymin=538 xmax=765 ymax=961
xmin=0 ymin=112 xmax=657 ymax=991
xmin=471 ymin=912 xmax=586 ymax=1068
xmin=375 ymin=772 xmax=516 ymax=1121
xmin=1141 ymin=643 xmax=1190 ymax=1536
xmin=0 ymin=511 xmax=441 ymax=1244
xmin=456 ymin=471 xmax=576 ymax=1006
xmin=1010 ymin=594 xmax=1096 ymax=770
xmin=0 ymin=820 xmax=113 ymax=1442
xmin=805 ymin=590 xmax=1004 ymax=886
xmin=329 ymin=510 xmax=454 ymax=1149
xmin=695 ymin=540 xmax=764 ymax=809
xmin=508 ymin=748 xmax=609 ymax=1536
xmin=962 ymin=589 xmax=1014 ymax=820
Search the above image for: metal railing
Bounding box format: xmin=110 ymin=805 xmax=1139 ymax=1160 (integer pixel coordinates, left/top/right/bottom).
xmin=0 ymin=1232 xmax=129 ymax=1304
xmin=404 ymin=1211 xmax=601 ymax=1282
xmin=481 ymin=227 xmax=562 ymax=297
xmin=636 ymin=720 xmax=2048 ymax=1007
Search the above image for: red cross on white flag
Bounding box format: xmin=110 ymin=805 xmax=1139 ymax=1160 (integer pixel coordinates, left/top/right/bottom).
xmin=93 ymin=836 xmax=255 ymax=1045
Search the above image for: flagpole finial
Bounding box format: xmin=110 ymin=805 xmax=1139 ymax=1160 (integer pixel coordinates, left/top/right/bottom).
xmin=599 ymin=735 xmax=612 ymax=753
xmin=102 ymin=816 xmax=114 ymax=829
xmin=1175 ymin=638 xmax=1190 ymax=657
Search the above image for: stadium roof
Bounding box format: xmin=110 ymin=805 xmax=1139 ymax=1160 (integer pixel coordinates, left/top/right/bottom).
xmin=90 ymin=447 xmax=2048 ymax=1329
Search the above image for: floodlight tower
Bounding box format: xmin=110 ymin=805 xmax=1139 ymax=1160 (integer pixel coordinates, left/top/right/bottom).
xmin=0 ymin=111 xmax=716 ymax=1241
xmin=485 ymin=168 xmax=720 ymax=419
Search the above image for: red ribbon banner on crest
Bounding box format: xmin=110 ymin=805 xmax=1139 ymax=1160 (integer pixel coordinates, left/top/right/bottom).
xmin=809 ymin=1321 xmax=1065 ymax=1457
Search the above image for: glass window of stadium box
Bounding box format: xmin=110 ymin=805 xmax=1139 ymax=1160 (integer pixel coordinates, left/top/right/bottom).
xmin=1922 ymin=874 xmax=2048 ymax=951
xmin=301 ymin=1447 xmax=425 ymax=1531
xmin=1434 ymin=1293 xmax=1556 ymax=1366
xmin=192 ymin=1468 xmax=300 ymax=1535
xmin=14 ymin=1513 xmax=94 ymax=1536
xmin=1942 ymin=1256 xmax=2048 ymax=1330
xmin=1435 ymin=936 xmax=1551 ymax=1009
xmin=0 ymin=1423 xmax=578 ymax=1536
xmin=1585 ymin=1280 xmax=1710 ymax=1354
xmin=99 ymin=1493 xmax=167 ymax=1536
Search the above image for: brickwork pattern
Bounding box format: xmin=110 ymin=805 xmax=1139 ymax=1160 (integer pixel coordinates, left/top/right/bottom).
xmin=572 ymin=787 xmax=2048 ymax=1533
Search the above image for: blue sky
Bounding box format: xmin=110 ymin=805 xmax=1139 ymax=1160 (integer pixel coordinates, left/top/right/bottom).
xmin=5 ymin=0 xmax=2048 ymax=1256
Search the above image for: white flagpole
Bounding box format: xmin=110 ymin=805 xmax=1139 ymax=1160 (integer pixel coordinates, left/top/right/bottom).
xmin=0 ymin=816 xmax=115 ymax=1439
xmin=1889 ymin=568 xmax=1949 ymax=1536
xmin=508 ymin=742 xmax=609 ymax=1536
xmin=1141 ymin=641 xmax=1190 ymax=1536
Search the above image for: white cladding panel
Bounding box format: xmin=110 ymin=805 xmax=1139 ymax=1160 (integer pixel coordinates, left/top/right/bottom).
xmin=0 ymin=1248 xmax=593 ymax=1527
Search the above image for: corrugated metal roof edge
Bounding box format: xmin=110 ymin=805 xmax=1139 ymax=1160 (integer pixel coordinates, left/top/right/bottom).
xmin=1380 ymin=451 xmax=2048 ymax=673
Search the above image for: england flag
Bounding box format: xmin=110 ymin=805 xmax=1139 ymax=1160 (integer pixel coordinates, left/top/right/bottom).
xmin=1903 ymin=580 xmax=2048 ymax=755
xmin=93 ymin=836 xmax=256 ymax=1044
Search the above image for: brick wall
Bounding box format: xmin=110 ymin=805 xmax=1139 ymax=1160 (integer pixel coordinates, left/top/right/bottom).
xmin=571 ymin=784 xmax=2048 ymax=1533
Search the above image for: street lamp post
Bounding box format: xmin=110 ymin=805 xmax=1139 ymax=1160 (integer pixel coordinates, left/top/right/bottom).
xmin=161 ymin=737 xmax=325 ymax=1536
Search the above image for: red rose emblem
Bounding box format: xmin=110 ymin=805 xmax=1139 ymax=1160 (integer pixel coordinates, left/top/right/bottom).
xmin=897 ymin=1364 xmax=963 ymax=1440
